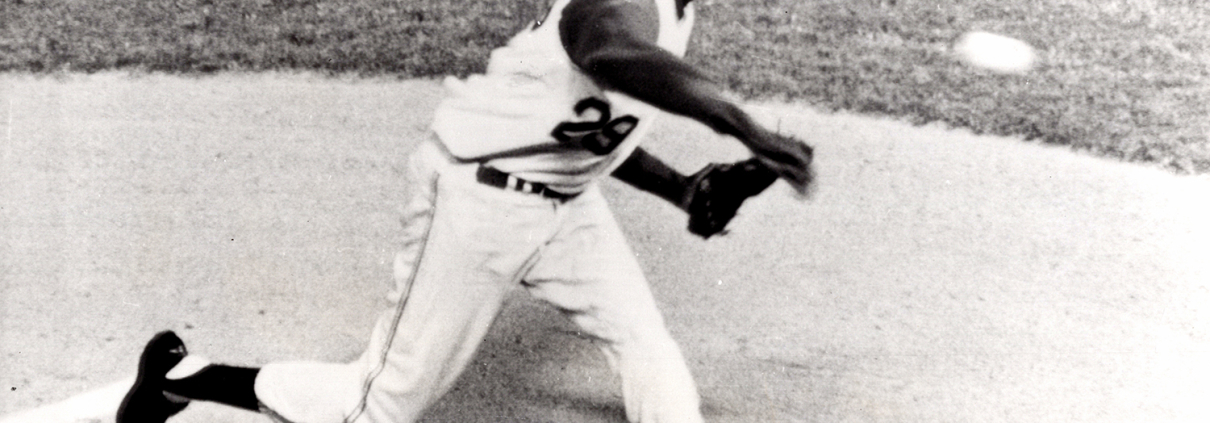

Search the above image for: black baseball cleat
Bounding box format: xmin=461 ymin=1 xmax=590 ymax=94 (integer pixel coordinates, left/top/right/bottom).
xmin=117 ymin=331 xmax=191 ymax=423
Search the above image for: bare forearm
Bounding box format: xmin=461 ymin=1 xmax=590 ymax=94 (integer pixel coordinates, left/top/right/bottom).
xmin=612 ymin=147 xmax=692 ymax=209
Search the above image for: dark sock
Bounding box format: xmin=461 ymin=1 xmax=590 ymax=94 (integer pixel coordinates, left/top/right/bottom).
xmin=163 ymin=365 xmax=261 ymax=412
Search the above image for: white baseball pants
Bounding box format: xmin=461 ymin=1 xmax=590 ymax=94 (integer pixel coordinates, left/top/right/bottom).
xmin=252 ymin=139 xmax=703 ymax=423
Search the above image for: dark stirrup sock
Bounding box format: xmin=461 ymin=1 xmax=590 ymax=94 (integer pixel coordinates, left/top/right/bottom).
xmin=163 ymin=365 xmax=262 ymax=412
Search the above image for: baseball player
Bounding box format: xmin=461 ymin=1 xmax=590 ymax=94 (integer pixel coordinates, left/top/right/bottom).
xmin=116 ymin=0 xmax=814 ymax=422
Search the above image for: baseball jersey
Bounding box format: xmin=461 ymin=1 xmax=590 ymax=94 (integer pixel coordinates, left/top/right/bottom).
xmin=430 ymin=0 xmax=695 ymax=193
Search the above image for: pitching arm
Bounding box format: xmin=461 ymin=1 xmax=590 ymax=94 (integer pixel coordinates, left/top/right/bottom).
xmin=561 ymin=0 xmax=813 ymax=194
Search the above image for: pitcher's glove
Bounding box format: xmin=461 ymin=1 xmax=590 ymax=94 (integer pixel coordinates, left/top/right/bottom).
xmin=681 ymin=158 xmax=779 ymax=238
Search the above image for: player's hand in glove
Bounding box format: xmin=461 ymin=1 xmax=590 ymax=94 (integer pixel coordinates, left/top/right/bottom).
xmin=680 ymin=158 xmax=779 ymax=238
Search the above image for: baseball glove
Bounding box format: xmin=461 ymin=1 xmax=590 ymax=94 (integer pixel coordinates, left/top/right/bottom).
xmin=681 ymin=158 xmax=779 ymax=238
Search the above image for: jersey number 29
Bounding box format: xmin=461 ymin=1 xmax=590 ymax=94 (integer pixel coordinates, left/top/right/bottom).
xmin=551 ymin=98 xmax=639 ymax=155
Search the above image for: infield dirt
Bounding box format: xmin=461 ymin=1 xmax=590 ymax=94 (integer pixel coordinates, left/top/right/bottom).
xmin=2 ymin=73 xmax=1208 ymax=423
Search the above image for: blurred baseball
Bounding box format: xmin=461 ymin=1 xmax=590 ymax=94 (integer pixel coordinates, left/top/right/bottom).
xmin=954 ymin=31 xmax=1037 ymax=74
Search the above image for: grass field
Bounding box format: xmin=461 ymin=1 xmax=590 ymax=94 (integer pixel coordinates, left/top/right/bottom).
xmin=1 ymin=0 xmax=1208 ymax=173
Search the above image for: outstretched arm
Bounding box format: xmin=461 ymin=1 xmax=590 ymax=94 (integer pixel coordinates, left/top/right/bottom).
xmin=561 ymin=0 xmax=813 ymax=194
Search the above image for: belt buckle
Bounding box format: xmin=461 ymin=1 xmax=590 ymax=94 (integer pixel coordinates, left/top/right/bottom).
xmin=506 ymin=175 xmax=535 ymax=194
xmin=479 ymin=165 xmax=571 ymax=200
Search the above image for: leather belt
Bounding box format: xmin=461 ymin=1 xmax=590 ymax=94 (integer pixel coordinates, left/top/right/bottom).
xmin=475 ymin=166 xmax=577 ymax=201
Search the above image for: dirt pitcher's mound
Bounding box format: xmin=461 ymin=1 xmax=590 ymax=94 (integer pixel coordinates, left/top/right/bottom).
xmin=2 ymin=73 xmax=1208 ymax=423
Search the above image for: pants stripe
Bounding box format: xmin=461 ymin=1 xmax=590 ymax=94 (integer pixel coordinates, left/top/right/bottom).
xmin=341 ymin=175 xmax=441 ymax=423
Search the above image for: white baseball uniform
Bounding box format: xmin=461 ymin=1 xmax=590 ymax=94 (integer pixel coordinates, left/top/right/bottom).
xmin=252 ymin=1 xmax=703 ymax=422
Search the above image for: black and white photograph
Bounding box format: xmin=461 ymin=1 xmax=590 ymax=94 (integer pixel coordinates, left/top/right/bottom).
xmin=2 ymin=1 xmax=1207 ymax=422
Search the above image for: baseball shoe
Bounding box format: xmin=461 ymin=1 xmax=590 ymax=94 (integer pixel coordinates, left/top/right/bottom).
xmin=117 ymin=331 xmax=191 ymax=423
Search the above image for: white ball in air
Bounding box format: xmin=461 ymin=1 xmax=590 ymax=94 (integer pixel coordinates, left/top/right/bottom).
xmin=954 ymin=31 xmax=1038 ymax=74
